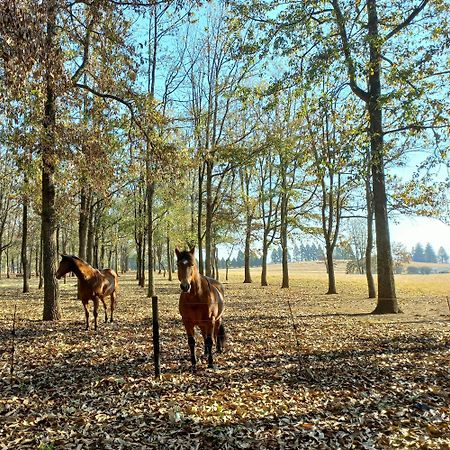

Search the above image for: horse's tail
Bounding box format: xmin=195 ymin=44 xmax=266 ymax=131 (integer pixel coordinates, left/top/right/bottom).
xmin=217 ymin=323 xmax=226 ymax=352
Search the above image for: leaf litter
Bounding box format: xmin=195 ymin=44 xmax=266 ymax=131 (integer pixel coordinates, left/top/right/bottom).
xmin=0 ymin=272 xmax=449 ymax=449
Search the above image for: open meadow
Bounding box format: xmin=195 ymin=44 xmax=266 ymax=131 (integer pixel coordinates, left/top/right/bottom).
xmin=1 ymin=263 xmax=449 ymax=449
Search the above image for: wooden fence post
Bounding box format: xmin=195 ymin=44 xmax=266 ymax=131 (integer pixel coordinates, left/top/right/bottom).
xmin=152 ymin=295 xmax=161 ymax=379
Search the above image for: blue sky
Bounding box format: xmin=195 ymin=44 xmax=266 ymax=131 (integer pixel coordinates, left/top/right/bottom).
xmin=390 ymin=216 xmax=450 ymax=255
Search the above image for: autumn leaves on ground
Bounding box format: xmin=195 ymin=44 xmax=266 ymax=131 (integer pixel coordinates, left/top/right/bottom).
xmin=1 ymin=264 xmax=449 ymax=449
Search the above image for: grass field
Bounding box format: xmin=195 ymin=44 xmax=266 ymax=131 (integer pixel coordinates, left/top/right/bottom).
xmin=1 ymin=264 xmax=449 ymax=449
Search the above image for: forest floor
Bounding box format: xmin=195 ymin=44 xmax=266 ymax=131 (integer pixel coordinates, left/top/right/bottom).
xmin=0 ymin=265 xmax=449 ymax=449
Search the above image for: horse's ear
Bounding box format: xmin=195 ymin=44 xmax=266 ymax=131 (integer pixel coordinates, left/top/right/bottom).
xmin=189 ymin=246 xmax=195 ymax=255
xmin=175 ymin=247 xmax=181 ymax=258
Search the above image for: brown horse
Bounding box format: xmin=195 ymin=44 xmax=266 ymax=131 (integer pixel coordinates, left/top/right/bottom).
xmin=56 ymin=255 xmax=118 ymax=330
xmin=176 ymin=246 xmax=226 ymax=371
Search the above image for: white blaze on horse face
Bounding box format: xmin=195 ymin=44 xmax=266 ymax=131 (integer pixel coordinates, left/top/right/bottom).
xmin=178 ymin=259 xmax=193 ymax=292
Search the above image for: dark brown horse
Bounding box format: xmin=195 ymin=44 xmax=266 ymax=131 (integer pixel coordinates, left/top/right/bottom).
xmin=56 ymin=255 xmax=118 ymax=330
xmin=176 ymin=246 xmax=226 ymax=371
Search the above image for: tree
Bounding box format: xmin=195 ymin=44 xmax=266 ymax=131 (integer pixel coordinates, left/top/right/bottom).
xmin=271 ymin=246 xmax=282 ymax=264
xmin=424 ymin=243 xmax=437 ymax=263
xmin=437 ymin=246 xmax=449 ymax=264
xmin=412 ymin=243 xmax=425 ymax=262
xmin=392 ymin=243 xmax=411 ymax=274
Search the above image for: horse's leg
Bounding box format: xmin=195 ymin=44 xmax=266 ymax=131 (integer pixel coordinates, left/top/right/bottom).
xmin=93 ymin=297 xmax=99 ymax=331
xmin=101 ymin=297 xmax=108 ymax=323
xmin=82 ymin=301 xmax=89 ymax=330
xmin=201 ymin=330 xmax=208 ymax=356
xmin=214 ymin=320 xmax=225 ymax=353
xmin=184 ymin=322 xmax=197 ymax=372
xmin=203 ymin=323 xmax=214 ymax=369
xmin=110 ymin=291 xmax=115 ymax=323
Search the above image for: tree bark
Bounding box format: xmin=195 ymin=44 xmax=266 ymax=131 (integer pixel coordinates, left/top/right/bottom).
xmin=42 ymin=0 xmax=61 ymax=321
xmin=365 ymin=161 xmax=376 ymax=298
xmin=280 ymin=163 xmax=289 ymax=289
xmin=261 ymin=236 xmax=269 ymax=286
xmin=367 ymin=0 xmax=398 ymax=313
xmin=166 ymin=227 xmax=172 ymax=282
xmin=197 ymin=164 xmax=204 ymax=275
xmin=204 ymin=159 xmax=213 ymax=277
xmin=146 ymin=176 xmax=155 ymax=297
xmin=242 ymin=169 xmax=253 ymax=283
xmin=78 ymin=185 xmax=91 ymax=260
xmin=325 ymin=244 xmax=337 ymax=294
xmin=21 ymin=192 xmax=29 ymax=293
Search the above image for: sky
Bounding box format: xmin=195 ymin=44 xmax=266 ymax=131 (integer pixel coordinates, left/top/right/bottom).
xmin=389 ymin=216 xmax=450 ymax=255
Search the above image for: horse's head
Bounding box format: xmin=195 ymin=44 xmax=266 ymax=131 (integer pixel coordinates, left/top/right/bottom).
xmin=55 ymin=254 xmax=73 ymax=279
xmin=175 ymin=246 xmax=196 ymax=293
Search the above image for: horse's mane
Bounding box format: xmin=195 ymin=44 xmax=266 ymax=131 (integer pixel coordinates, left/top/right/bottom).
xmin=63 ymin=254 xmax=83 ymax=262
xmin=62 ymin=254 xmax=96 ymax=280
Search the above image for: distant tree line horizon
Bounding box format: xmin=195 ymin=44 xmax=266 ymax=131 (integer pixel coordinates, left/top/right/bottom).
xmin=411 ymin=242 xmax=449 ymax=264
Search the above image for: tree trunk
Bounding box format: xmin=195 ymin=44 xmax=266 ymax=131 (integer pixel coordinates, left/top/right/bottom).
xmin=21 ymin=191 xmax=29 ymax=293
xmin=367 ymin=0 xmax=398 ymax=313
xmin=365 ymin=165 xmax=376 ymax=298
xmin=38 ymin=232 xmax=43 ymax=289
xmin=243 ymin=220 xmax=252 ymax=283
xmin=261 ymin=237 xmax=269 ymax=286
xmin=197 ymin=164 xmax=204 ymax=275
xmin=280 ymin=166 xmax=289 ymax=289
xmin=78 ymin=185 xmax=90 ymax=260
xmin=325 ymin=244 xmax=337 ymax=294
xmin=86 ymin=201 xmax=95 ymax=264
xmin=42 ymin=0 xmax=61 ymax=321
xmin=166 ymin=228 xmax=172 ymax=282
xmin=205 ymin=160 xmax=213 ymax=277
xmin=6 ymin=249 xmax=10 ymax=278
xmin=147 ymin=177 xmax=155 ymax=297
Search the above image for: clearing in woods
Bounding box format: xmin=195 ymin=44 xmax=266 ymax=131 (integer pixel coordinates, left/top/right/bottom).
xmin=0 ymin=263 xmax=449 ymax=449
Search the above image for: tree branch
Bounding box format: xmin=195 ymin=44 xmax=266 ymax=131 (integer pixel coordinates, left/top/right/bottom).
xmin=383 ymin=123 xmax=449 ymax=135
xmin=384 ymin=0 xmax=430 ymax=41
xmin=331 ymin=0 xmax=369 ymax=102
xmin=74 ymin=82 xmax=150 ymax=140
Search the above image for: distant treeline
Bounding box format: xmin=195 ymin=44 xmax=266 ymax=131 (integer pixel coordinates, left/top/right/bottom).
xmin=411 ymin=243 xmax=449 ymax=264
xmin=218 ymin=243 xmax=353 ymax=269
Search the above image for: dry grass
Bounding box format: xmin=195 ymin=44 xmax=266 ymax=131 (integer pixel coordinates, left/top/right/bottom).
xmin=0 ymin=265 xmax=449 ymax=449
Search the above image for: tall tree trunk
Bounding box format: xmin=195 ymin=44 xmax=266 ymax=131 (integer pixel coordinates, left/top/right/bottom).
xmin=261 ymin=235 xmax=269 ymax=286
xmin=205 ymin=160 xmax=213 ymax=277
xmin=6 ymin=249 xmax=10 ymax=278
xmin=280 ymin=165 xmax=289 ymax=289
xmin=145 ymin=4 xmax=157 ymax=297
xmin=166 ymin=227 xmax=172 ymax=282
xmin=243 ymin=219 xmax=252 ymax=283
xmin=365 ymin=162 xmax=376 ymax=298
xmin=242 ymin=170 xmax=253 ymax=283
xmin=78 ymin=185 xmax=91 ymax=298
xmin=86 ymin=201 xmax=95 ymax=264
xmin=42 ymin=0 xmax=61 ymax=321
xmin=367 ymin=0 xmax=398 ymax=313
xmin=325 ymin=244 xmax=337 ymax=294
xmin=147 ymin=176 xmax=155 ymax=297
xmin=38 ymin=232 xmax=43 ymax=289
xmin=197 ymin=164 xmax=204 ymax=274
xmin=21 ymin=190 xmax=29 ymax=293
xmin=78 ymin=185 xmax=91 ymax=260
xmin=332 ymin=0 xmax=398 ymax=312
